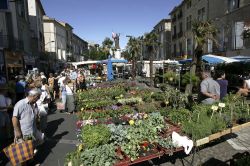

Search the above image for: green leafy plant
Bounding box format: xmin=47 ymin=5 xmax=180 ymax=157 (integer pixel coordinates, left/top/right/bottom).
xmin=65 ymin=150 xmax=81 ymax=166
xmin=82 ymin=124 xmax=111 ymax=148
xmin=163 ymin=71 xmax=178 ymax=84
xmin=182 ymin=106 xmax=227 ymax=140
xmin=121 ymin=113 xmax=166 ymax=161
xmin=108 ymin=124 xmax=127 ymax=146
xmin=80 ymin=144 xmax=118 ymax=166
xmin=117 ymin=97 xmax=143 ymax=105
xmin=181 ymin=72 xmax=200 ymax=87
xmin=151 ymin=92 xmax=165 ymax=101
xmin=168 ymin=108 xmax=191 ymax=125
xmin=158 ymin=136 xmax=175 ymax=150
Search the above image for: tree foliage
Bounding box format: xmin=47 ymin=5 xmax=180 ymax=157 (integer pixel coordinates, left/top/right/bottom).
xmin=126 ymin=36 xmax=143 ymax=79
xmin=143 ymin=32 xmax=160 ymax=86
xmin=191 ymin=20 xmax=218 ymax=73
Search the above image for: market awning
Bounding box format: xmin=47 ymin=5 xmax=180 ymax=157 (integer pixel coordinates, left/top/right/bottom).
xmin=178 ymin=55 xmax=239 ymax=64
xmin=202 ymin=54 xmax=239 ymax=64
xmin=98 ymin=57 xmax=128 ymax=64
xmin=230 ymin=55 xmax=250 ymax=61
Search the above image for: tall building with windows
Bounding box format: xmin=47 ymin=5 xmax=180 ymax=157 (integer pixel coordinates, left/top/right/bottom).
xmin=153 ymin=19 xmax=172 ymax=60
xmin=169 ymin=0 xmax=250 ymax=58
xmin=72 ymin=34 xmax=88 ymax=62
xmin=212 ymin=0 xmax=250 ymax=57
xmin=169 ymin=0 xmax=218 ymax=59
xmin=27 ymin=0 xmax=46 ymax=70
xmin=0 ymin=0 xmax=31 ymax=79
xmin=43 ymin=16 xmax=68 ymax=71
xmin=59 ymin=21 xmax=74 ymax=62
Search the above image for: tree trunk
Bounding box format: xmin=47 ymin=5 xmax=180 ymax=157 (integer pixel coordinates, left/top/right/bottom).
xmin=185 ymin=47 xmax=203 ymax=94
xmin=149 ymin=52 xmax=153 ymax=87
xmin=132 ymin=56 xmax=136 ymax=80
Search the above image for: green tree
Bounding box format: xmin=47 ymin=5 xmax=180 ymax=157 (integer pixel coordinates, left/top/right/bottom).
xmin=191 ymin=21 xmax=218 ymax=74
xmin=126 ymin=36 xmax=142 ymax=80
xmin=185 ymin=21 xmax=218 ymax=94
xmin=102 ymin=37 xmax=113 ymax=56
xmin=143 ymin=32 xmax=160 ymax=87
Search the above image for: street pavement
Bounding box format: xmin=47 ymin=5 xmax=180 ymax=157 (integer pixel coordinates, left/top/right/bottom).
xmin=3 ymin=108 xmax=78 ymax=166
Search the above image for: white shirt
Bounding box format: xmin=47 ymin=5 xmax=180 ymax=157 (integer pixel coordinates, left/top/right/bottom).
xmin=65 ymin=85 xmax=73 ymax=95
xmin=41 ymin=75 xmax=47 ymax=80
xmin=58 ymin=76 xmax=66 ymax=87
xmin=245 ymin=79 xmax=250 ymax=89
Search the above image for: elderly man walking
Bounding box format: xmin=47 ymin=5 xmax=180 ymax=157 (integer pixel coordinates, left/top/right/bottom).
xmin=12 ymin=88 xmax=44 ymax=145
xmin=199 ymin=71 xmax=220 ymax=104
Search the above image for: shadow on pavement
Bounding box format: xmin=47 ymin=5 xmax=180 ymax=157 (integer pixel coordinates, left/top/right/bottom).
xmin=34 ymin=131 xmax=69 ymax=164
xmin=202 ymin=158 xmax=228 ymax=166
xmin=45 ymin=118 xmax=64 ymax=138
xmin=31 ymin=118 xmax=66 ymax=164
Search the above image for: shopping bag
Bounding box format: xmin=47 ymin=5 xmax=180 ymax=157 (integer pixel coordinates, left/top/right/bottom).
xmin=3 ymin=140 xmax=34 ymax=165
xmin=56 ymin=102 xmax=65 ymax=110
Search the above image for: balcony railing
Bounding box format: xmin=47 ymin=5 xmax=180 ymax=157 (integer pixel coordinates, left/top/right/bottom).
xmin=0 ymin=35 xmax=24 ymax=50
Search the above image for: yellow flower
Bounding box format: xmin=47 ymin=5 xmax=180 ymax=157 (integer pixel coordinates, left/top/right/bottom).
xmin=211 ymin=105 xmax=219 ymax=111
xmin=143 ymin=114 xmax=148 ymax=119
xmin=77 ymin=144 xmax=84 ymax=152
xmin=129 ymin=120 xmax=135 ymax=125
xmin=218 ymin=103 xmax=226 ymax=108
xmin=81 ymin=107 xmax=84 ymax=111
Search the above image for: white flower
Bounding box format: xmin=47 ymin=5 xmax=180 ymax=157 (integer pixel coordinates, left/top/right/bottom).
xmin=218 ymin=103 xmax=226 ymax=108
xmin=211 ymin=105 xmax=219 ymax=111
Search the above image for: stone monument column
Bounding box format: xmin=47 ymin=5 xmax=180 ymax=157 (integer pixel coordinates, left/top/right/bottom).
xmin=112 ymin=32 xmax=121 ymax=59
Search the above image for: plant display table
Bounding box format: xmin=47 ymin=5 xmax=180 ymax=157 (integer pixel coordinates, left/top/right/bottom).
xmin=66 ymin=82 xmax=250 ymax=166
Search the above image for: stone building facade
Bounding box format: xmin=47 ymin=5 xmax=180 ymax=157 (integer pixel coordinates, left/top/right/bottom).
xmin=153 ymin=19 xmax=172 ymax=60
xmin=169 ymin=0 xmax=250 ymax=58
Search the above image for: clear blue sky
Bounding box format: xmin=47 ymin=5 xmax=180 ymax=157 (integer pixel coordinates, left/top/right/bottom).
xmin=42 ymin=0 xmax=182 ymax=49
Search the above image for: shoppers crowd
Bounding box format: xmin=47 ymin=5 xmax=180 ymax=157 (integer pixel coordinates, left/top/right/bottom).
xmin=0 ymin=67 xmax=87 ymax=165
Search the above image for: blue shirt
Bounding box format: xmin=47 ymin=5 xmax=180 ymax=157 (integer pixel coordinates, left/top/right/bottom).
xmin=70 ymin=71 xmax=77 ymax=80
xmin=16 ymin=80 xmax=26 ymax=93
xmin=216 ymin=79 xmax=228 ymax=100
xmin=13 ymin=98 xmax=38 ymax=136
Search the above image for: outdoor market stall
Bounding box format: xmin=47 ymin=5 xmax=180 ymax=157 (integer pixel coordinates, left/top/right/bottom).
xmin=97 ymin=56 xmax=128 ymax=81
xmin=65 ymin=81 xmax=250 ymax=166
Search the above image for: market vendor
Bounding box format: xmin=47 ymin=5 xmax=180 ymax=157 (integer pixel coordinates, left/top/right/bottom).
xmin=198 ymin=71 xmax=220 ymax=104
xmin=237 ymin=76 xmax=250 ymax=96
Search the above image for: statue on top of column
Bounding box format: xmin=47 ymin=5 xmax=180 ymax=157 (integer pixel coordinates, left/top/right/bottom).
xmin=112 ymin=32 xmax=120 ymax=50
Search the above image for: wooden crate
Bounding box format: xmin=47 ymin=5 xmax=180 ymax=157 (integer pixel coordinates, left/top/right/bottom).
xmin=209 ymin=129 xmax=231 ymax=141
